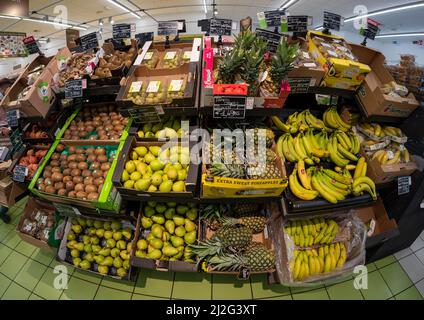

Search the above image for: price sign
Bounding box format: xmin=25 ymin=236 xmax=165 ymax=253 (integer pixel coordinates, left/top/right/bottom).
xmin=255 ymin=28 xmax=282 ymax=53
xmin=237 ymin=267 xmax=251 ymax=280
xmin=213 ymin=96 xmax=246 ymax=119
xmin=288 ymin=77 xmax=314 ymax=93
xmin=13 ymin=165 xmax=28 ymax=182
xmin=323 ymin=12 xmax=342 ymax=31
xmin=360 ymin=18 xmax=380 ymax=40
xmin=6 ymin=109 xmax=19 ymax=127
xmin=79 ymin=32 xmax=99 ymax=51
xmin=158 ymin=21 xmax=179 ymax=36
xmin=398 ymin=176 xmax=411 ymax=195
xmin=282 ymin=15 xmax=312 ymax=33
xmin=257 ymin=10 xmax=285 ymax=28
xmin=209 ymin=18 xmax=232 ymax=36
xmin=128 ymin=106 xmax=164 ymax=124
xmin=135 ymin=32 xmax=154 ymax=46
xmin=65 ymin=79 xmax=85 ymax=99
xmin=22 ymin=36 xmax=40 ymax=55
xmin=113 ymin=23 xmax=131 ymax=40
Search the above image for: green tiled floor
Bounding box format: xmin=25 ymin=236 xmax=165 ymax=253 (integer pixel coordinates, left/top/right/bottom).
xmin=1 ymin=199 xmax=423 ymax=300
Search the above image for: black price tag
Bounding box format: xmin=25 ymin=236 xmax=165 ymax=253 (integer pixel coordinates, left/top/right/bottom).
xmin=22 ymin=36 xmax=40 ymax=55
xmin=282 ymin=15 xmax=311 ymax=33
xmin=113 ymin=23 xmax=132 ymax=40
xmin=6 ymin=109 xmax=19 ymax=128
xmin=13 ymin=165 xmax=28 ymax=182
xmin=128 ymin=106 xmax=163 ymax=124
xmin=323 ymin=12 xmax=342 ymax=31
xmin=78 ymin=32 xmax=99 ymax=51
xmin=65 ymin=79 xmax=84 ymax=99
xmin=398 ymin=176 xmax=411 ymax=195
xmin=158 ymin=21 xmax=179 ymax=36
xmin=288 ymin=77 xmax=312 ymax=93
xmin=209 ymin=18 xmax=232 ymax=36
xmin=213 ymin=96 xmax=246 ymax=119
xmin=258 ymin=10 xmax=285 ymax=28
xmin=255 ymin=28 xmax=282 ymax=53
xmin=360 ymin=19 xmax=380 ymax=40
xmin=135 ymin=32 xmax=154 ymax=46
xmin=237 ymin=267 xmax=251 ymax=280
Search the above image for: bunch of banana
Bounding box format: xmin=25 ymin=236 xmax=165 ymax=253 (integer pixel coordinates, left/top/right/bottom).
xmin=290 ymin=243 xmax=347 ymax=281
xmin=284 ymin=217 xmax=339 ymax=247
xmin=323 ymin=107 xmax=351 ymax=132
xmin=352 ymin=157 xmax=377 ymax=200
xmin=288 ymin=162 xmax=319 ymax=201
xmin=358 ymin=122 xmax=385 ymax=139
xmin=327 ymin=131 xmax=361 ymax=167
xmin=362 ymin=139 xmax=386 ymax=148
xmin=382 ymin=126 xmax=405 ymax=139
xmin=371 ymin=143 xmax=410 ymax=165
xmin=272 ymin=110 xmax=334 ymax=135
xmin=311 ymin=168 xmax=353 ymax=204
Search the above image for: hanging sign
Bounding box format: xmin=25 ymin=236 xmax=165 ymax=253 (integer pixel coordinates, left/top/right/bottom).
xmin=323 ymin=12 xmax=342 ymax=31
xmin=127 ymin=106 xmax=164 ymax=124
xmin=158 ymin=21 xmax=179 ymax=36
xmin=360 ymin=18 xmax=380 ymax=40
xmin=113 ymin=23 xmax=131 ymax=40
xmin=282 ymin=15 xmax=312 ymax=33
xmin=255 ymin=28 xmax=282 ymax=53
xmin=398 ymin=176 xmax=411 ymax=195
xmin=13 ymin=165 xmax=28 ymax=183
xmin=288 ymin=77 xmax=314 ymax=93
xmin=22 ymin=36 xmax=40 ymax=55
xmin=209 ymin=18 xmax=233 ymax=36
xmin=6 ymin=109 xmax=19 ymax=128
xmin=257 ymin=10 xmax=285 ymax=29
xmin=65 ymin=79 xmax=85 ymax=99
xmin=79 ymin=32 xmax=99 ymax=51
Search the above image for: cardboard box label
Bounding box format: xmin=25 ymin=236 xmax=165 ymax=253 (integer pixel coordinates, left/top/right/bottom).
xmin=37 ymin=81 xmax=50 ymax=103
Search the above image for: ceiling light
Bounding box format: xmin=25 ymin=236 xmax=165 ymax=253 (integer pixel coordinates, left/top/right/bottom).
xmin=376 ymin=32 xmax=424 ymax=38
xmin=0 ymin=14 xmax=21 ymax=20
xmin=22 ymin=17 xmax=87 ymax=30
xmin=344 ymin=2 xmax=424 ymax=23
xmin=107 ymin=0 xmax=142 ymax=19
xmin=99 ymin=19 xmax=104 ymax=26
xmin=315 ymin=26 xmax=324 ymax=30
xmin=214 ymin=9 xmax=218 ymax=15
xmin=279 ymin=0 xmax=299 ymax=10
xmin=203 ymin=0 xmax=207 ymax=14
xmin=109 ymin=17 xmax=114 ymax=24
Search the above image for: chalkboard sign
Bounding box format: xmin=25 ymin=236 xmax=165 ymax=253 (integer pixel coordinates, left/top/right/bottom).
xmin=209 ymin=18 xmax=232 ymax=36
xmin=257 ymin=10 xmax=284 ymax=28
xmin=6 ymin=109 xmax=19 ymax=128
xmin=364 ymin=20 xmax=379 ymax=40
xmin=158 ymin=21 xmax=179 ymax=36
xmin=113 ymin=23 xmax=131 ymax=40
xmin=22 ymin=36 xmax=40 ymax=55
xmin=255 ymin=28 xmax=282 ymax=53
xmin=288 ymin=77 xmax=313 ymax=94
xmin=128 ymin=106 xmax=163 ymax=124
xmin=323 ymin=12 xmax=342 ymax=31
xmin=398 ymin=176 xmax=411 ymax=195
xmin=65 ymin=79 xmax=83 ymax=99
xmin=135 ymin=32 xmax=154 ymax=46
xmin=13 ymin=165 xmax=28 ymax=183
xmin=213 ymin=96 xmax=246 ymax=119
xmin=79 ymin=32 xmax=99 ymax=51
xmin=282 ymin=15 xmax=311 ymax=33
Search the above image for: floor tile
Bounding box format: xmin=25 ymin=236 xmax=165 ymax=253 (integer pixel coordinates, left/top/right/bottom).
xmin=0 ymin=251 xmax=27 ymax=279
xmin=380 ymin=262 xmax=413 ymax=295
xmin=292 ymin=287 xmax=329 ymax=300
xmin=410 ymin=236 xmax=424 ymax=252
xmin=60 ymin=276 xmax=99 ymax=300
xmin=290 ymin=284 xmax=324 ymax=294
xmin=0 ymin=243 xmax=12 ymax=266
xmin=250 ymin=274 xmax=291 ymax=299
xmin=0 ymin=273 xmax=12 ymax=297
xmin=72 ymin=269 xmax=103 ymax=285
xmin=374 ymin=255 xmax=396 ymax=269
xmin=327 ymin=280 xmax=364 ymax=300
xmin=415 ymin=279 xmax=424 ymax=298
xmin=0 ymin=223 xmax=14 ymax=241
xmin=95 ymin=286 xmax=132 ymax=300
xmin=399 ymin=254 xmax=424 ymax=283
xmin=132 ymin=293 xmax=168 ymax=300
xmin=260 ymin=295 xmax=292 ymax=300
xmin=1 ymin=282 xmax=31 ymax=300
xmin=172 ymin=272 xmax=212 ymax=300
xmin=415 ymin=248 xmax=424 ymax=265
xmin=101 ymin=276 xmax=135 ymax=293
xmin=28 ymin=294 xmax=44 ymax=300
xmin=14 ymin=259 xmax=48 ymax=291
xmin=1 ymin=231 xmax=21 ymax=249
xmin=134 ymin=269 xmax=174 ymax=298
xmin=395 ymin=286 xmax=423 ymax=300
xmin=212 ymin=274 xmax=252 ymax=300
xmin=31 ymin=248 xmax=55 ymax=266
xmin=360 ymin=271 xmax=392 ymax=300
xmin=14 ymin=241 xmax=36 ymax=257
xmin=394 ymin=248 xmax=413 ymax=260
xmin=33 ymin=268 xmax=65 ymax=300
xmin=366 ymin=263 xmax=377 ymax=272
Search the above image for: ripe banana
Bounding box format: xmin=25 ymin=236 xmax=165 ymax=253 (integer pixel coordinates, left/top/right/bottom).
xmin=311 ymin=174 xmax=338 ymax=204
xmin=322 ymin=168 xmax=352 ymax=185
xmin=354 ymin=157 xmax=366 ymax=180
xmin=297 ymin=160 xmax=312 ymax=190
xmin=271 ymin=116 xmax=291 ymax=132
xmin=289 ymin=169 xmax=319 ymax=201
xmin=386 ymin=150 xmax=401 ymax=165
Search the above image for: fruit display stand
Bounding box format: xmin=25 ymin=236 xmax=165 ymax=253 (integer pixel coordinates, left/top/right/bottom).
xmin=28 ymin=139 xmax=125 ymax=212
xmin=112 ymin=137 xmax=199 ymax=200
xmin=57 ymin=215 xmax=138 ymax=280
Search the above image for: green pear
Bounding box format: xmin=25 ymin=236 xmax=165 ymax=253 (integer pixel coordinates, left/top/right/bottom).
xmin=135 ymin=146 xmax=148 ymax=157
xmin=168 ymin=202 xmax=177 ymax=207
xmin=141 ymin=217 xmax=153 ymax=229
xmin=144 ymin=153 xmax=156 ymax=164
xmin=147 ymin=201 xmax=157 ymax=207
xmin=165 ymin=220 xmax=175 ymax=234
xmin=158 ymin=180 xmax=173 ymax=192
xmin=137 ymin=239 xmax=148 ymax=250
xmin=92 ymin=245 xmax=102 ymax=254
xmin=111 ymin=248 xmax=121 ymax=258
xmin=186 ymin=208 xmax=198 ymax=221
xmin=73 ymin=258 xmax=81 ymax=267
xmin=149 ymin=146 xmax=161 ymax=156
xmin=155 ymin=203 xmax=167 ymax=214
xmin=127 ymin=242 xmax=132 ymax=253
xmin=95 ymin=229 xmax=105 ymax=238
xmin=150 ymin=238 xmax=164 ymax=249
xmin=135 ymin=250 xmax=146 ymax=258
xmin=170 ymin=236 xmax=184 ymax=248
xmin=106 ymin=239 xmax=116 ymax=248
xmin=113 ymin=231 xmax=122 ymax=241
xmin=174 ymin=226 xmax=186 ymax=237
xmin=173 ymin=215 xmax=185 ymax=226
xmin=146 ymin=233 xmax=155 ymax=242
xmin=144 ymin=206 xmax=155 ymax=217
xmin=117 ymin=268 xmax=127 ymax=278
xmin=86 ymin=219 xmax=94 ymax=227
xmin=185 ymin=219 xmax=197 ymax=232
xmin=172 ymin=250 xmax=184 ymax=260
xmin=135 ymin=179 xmax=151 ymax=191
xmin=87 ymin=227 xmax=96 ymax=236
xmin=151 ymin=214 xmax=165 ymax=225
xmin=84 ymin=253 xmax=94 ymax=262
xmin=123 ymin=260 xmax=130 ymax=270
xmin=162 ymin=231 xmax=170 ymax=242
xmin=80 ymin=260 xmax=91 ymax=270
xmin=172 ymin=181 xmax=185 ymax=192
xmin=177 ymin=169 xmax=187 ymax=181
xmin=111 ymin=221 xmax=121 ymax=231
xmin=83 ymin=244 xmax=92 ymax=253
xmin=101 ymin=256 xmax=114 ymax=267
xmin=113 ymin=257 xmax=123 ymax=268
xmin=147 ymin=185 xmax=157 ymax=192
xmin=164 ymin=208 xmax=176 ymax=220
xmin=82 ymin=235 xmax=91 ymax=245
xmin=99 ymin=248 xmax=111 ymax=256
xmin=120 ymin=250 xmax=130 ymax=260
xmin=77 ymin=218 xmax=87 ymax=227
xmin=116 ymin=240 xmax=127 ymax=250
xmin=94 ymin=255 xmax=105 ymax=264
xmin=72 ymin=225 xmax=82 ymax=234
xmin=184 ymin=230 xmax=197 ymax=244
xmin=151 ymin=225 xmax=163 ymax=239
xmin=67 ymin=231 xmax=76 ymax=241
xmin=104 ymin=230 xmax=113 ymax=239
xmin=98 ymin=265 xmax=109 ymax=275
xmin=93 ymin=221 xmax=103 ymax=229
xmin=71 ymin=249 xmax=80 ymax=258
xmin=103 ymin=221 xmax=111 ymax=231
xmin=147 ymin=249 xmax=162 ymax=260
xmin=90 ymin=236 xmax=99 ymax=245
xmin=74 ymin=242 xmax=84 ymax=251
xmin=176 ymin=205 xmax=189 ymax=215
xmin=162 ymin=246 xmax=179 ymax=257
xmin=122 ymin=227 xmax=132 ymax=239
xmin=150 ymin=173 xmax=163 ymax=186
xmin=67 ymin=240 xmax=77 ymax=249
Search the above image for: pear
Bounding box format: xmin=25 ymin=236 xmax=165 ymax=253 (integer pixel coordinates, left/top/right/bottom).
xmin=150 ymin=159 xmax=165 ymax=172
xmin=72 ymin=225 xmax=82 ymax=234
xmin=110 ymin=248 xmax=121 ymax=258
xmin=186 ymin=208 xmax=198 ymax=221
xmin=98 ymin=265 xmax=109 ymax=275
xmin=173 ymin=163 xmax=182 ymax=171
xmin=151 ymin=225 xmax=163 ymax=239
xmin=73 ymin=258 xmax=82 ymax=267
xmin=130 ymin=171 xmax=141 ymax=181
xmin=141 ymin=217 xmax=153 ymax=229
xmin=103 ymin=222 xmax=111 ymax=231
xmin=125 ymin=161 xmax=136 ymax=174
xmin=150 ymin=238 xmax=163 ymax=250
xmin=155 ymin=203 xmax=167 ymax=214
xmin=67 ymin=231 xmax=76 ymax=241
xmin=113 ymin=257 xmax=123 ymax=268
xmin=144 ymin=206 xmax=155 ymax=217
xmin=77 ymin=218 xmax=87 ymax=227
xmin=185 ymin=219 xmax=197 ymax=232
xmin=166 ymin=167 xmax=178 ymax=181
xmin=163 ymin=163 xmax=172 ymax=173
xmin=82 ymin=235 xmax=90 ymax=245
xmin=168 ymin=202 xmax=177 ymax=207
xmin=122 ymin=227 xmax=132 ymax=240
xmin=164 ymin=208 xmax=176 ymax=220
xmin=177 ymin=169 xmax=187 ymax=181
xmin=172 ymin=250 xmax=184 ymax=260
xmin=92 ymin=245 xmax=102 ymax=254
xmin=87 ymin=227 xmax=96 ymax=236
xmin=127 ymin=243 xmax=132 ymax=253
xmin=176 ymin=205 xmax=189 ymax=215
xmin=135 ymin=250 xmax=146 ymax=258
xmin=149 ymin=146 xmax=161 ymax=156
xmin=124 ymin=180 xmax=134 ymax=189
xmin=136 ymin=162 xmax=148 ymax=175
xmin=159 ymin=180 xmax=173 ymax=192
xmin=147 ymin=244 xmax=155 ymax=254
xmin=162 ymin=246 xmax=179 ymax=257
xmin=98 ymin=248 xmax=111 ymax=256
xmin=134 ymin=146 xmax=148 ymax=157
xmin=151 ymin=214 xmax=165 ymax=225
xmin=146 ymin=233 xmax=155 ymax=242
xmin=170 ymin=236 xmax=184 ymax=248
xmin=94 ymin=255 xmax=105 ymax=264
xmin=111 ymin=221 xmax=121 ymax=231
xmin=162 ymin=174 xmax=169 ymax=182
xmin=137 ymin=239 xmax=148 ymax=250
xmin=130 ymin=151 xmax=138 ymax=160
xmin=84 ymin=253 xmax=94 ymax=263
xmin=173 ymin=215 xmax=185 ymax=226
xmin=104 ymin=230 xmax=113 ymax=239
xmin=147 ymin=185 xmax=157 ymax=192
xmin=175 ymin=226 xmax=186 ymax=237
xmin=144 ymin=153 xmax=156 ymax=164
xmin=90 ymin=236 xmax=99 ymax=245
xmin=101 ymin=256 xmax=114 ymax=267
xmin=106 ymin=239 xmax=116 ymax=248
xmin=83 ymin=244 xmax=92 ymax=253
xmin=95 ymin=229 xmax=105 ymax=238
xmin=117 ymin=268 xmax=127 ymax=278
xmin=169 ymin=153 xmax=179 ymax=164
xmin=184 ymin=230 xmax=197 ymax=244
xmin=123 ymin=260 xmax=130 ymax=270
xmin=165 ymin=220 xmax=175 ymax=234
xmin=120 ymin=250 xmax=130 ymax=260
xmin=162 ymin=231 xmax=170 ymax=242
xmin=113 ymin=231 xmax=122 ymax=241
xmin=145 ymin=132 xmax=155 ymax=138
xmin=147 ymin=249 xmax=162 ymax=260
xmin=86 ymin=219 xmax=94 ymax=227
xmin=147 ymin=201 xmax=157 ymax=207
xmin=116 ymin=240 xmax=127 ymax=250
xmin=67 ymin=240 xmax=77 ymax=249
xmin=80 ymin=260 xmax=91 ymax=270
xmin=74 ymin=242 xmax=84 ymax=251
xmin=134 ymin=179 xmax=151 ymax=191
xmin=172 ymin=181 xmax=185 ymax=192
xmin=142 ymin=123 xmax=153 ymax=133
xmin=71 ymin=249 xmax=80 ymax=258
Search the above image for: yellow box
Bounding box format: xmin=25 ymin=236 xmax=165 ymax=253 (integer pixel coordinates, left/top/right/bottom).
xmin=307 ymin=31 xmax=371 ymax=90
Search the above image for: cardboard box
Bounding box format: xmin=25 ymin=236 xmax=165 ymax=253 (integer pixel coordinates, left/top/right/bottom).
xmin=355 ymin=199 xmax=399 ymax=248
xmin=16 ymin=197 xmax=56 ymax=253
xmin=0 ymin=174 xmax=27 ymax=207
xmin=307 ymin=31 xmax=371 ymax=90
xmin=350 ymin=44 xmax=420 ymax=118
xmin=45 ymin=47 xmax=73 ymax=76
xmin=0 ymin=56 xmax=56 ymax=118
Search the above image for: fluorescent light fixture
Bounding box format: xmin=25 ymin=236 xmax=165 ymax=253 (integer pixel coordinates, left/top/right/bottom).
xmin=203 ymin=0 xmax=207 ymax=13
xmin=0 ymin=14 xmax=21 ymax=20
xmin=22 ymin=17 xmax=87 ymax=30
xmin=108 ymin=0 xmax=142 ymax=19
xmin=279 ymin=0 xmax=299 ymax=10
xmin=99 ymin=19 xmax=104 ymax=26
xmin=344 ymin=2 xmax=424 ymax=23
xmin=109 ymin=17 xmax=114 ymax=24
xmin=376 ymin=32 xmax=424 ymax=38
xmin=315 ymin=26 xmax=324 ymax=30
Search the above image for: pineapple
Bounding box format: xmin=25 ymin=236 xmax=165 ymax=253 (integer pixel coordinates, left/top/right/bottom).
xmin=261 ymin=38 xmax=299 ymax=96
xmin=217 ymin=47 xmax=245 ymax=84
xmin=209 ymin=163 xmax=246 ymax=179
xmin=240 ymin=36 xmax=267 ymax=96
xmin=247 ymin=164 xmax=281 ymax=179
xmin=220 ymin=216 xmax=268 ymax=234
xmin=232 ymin=203 xmax=260 ymax=216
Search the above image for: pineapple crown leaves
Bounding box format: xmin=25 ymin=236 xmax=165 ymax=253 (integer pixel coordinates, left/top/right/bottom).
xmin=200 ymin=205 xmax=222 ymax=220
xmin=270 ymin=38 xmax=300 ymax=84
xmin=207 ymin=253 xmax=247 ymax=272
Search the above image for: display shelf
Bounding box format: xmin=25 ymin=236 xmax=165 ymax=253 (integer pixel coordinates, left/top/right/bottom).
xmin=53 ymin=85 xmax=121 ymax=99
xmin=354 ymin=95 xmax=405 ymax=124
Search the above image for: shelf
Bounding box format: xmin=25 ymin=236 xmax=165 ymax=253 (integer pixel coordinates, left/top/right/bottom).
xmin=54 ymin=85 xmax=121 ymax=99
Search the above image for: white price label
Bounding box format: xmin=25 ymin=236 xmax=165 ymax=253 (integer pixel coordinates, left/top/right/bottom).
xmin=164 ymin=51 xmax=176 ymax=60
xmin=143 ymin=51 xmax=153 ymax=60
xmin=146 ymin=81 xmax=161 ymax=93
xmin=168 ymin=79 xmax=183 ymax=92
xmin=129 ymin=81 xmax=143 ymax=93
xmin=387 ymin=150 xmax=395 ymax=160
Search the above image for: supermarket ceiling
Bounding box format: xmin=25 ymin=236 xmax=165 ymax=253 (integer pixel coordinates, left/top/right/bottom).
xmin=0 ymin=0 xmax=424 ymax=40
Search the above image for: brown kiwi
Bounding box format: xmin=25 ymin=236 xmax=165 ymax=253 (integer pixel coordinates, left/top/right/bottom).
xmin=63 ymin=168 xmax=72 ymax=176
xmin=51 ymin=172 xmax=64 ymax=182
xmin=97 ymin=155 xmax=108 ymax=163
xmin=45 ymin=185 xmax=56 ymax=194
xmin=56 ymin=144 xmax=65 ymax=152
xmin=71 ymin=168 xmax=81 ymax=177
xmin=78 ymin=162 xmax=88 ymax=170
xmin=73 ymin=176 xmax=83 ymax=184
xmin=68 ymin=191 xmax=77 ymax=198
xmin=51 ymin=167 xmax=61 ymax=173
xmin=87 ymin=192 xmax=99 ymax=201
xmin=68 ymin=162 xmax=78 ymax=169
xmin=54 ymin=182 xmax=65 ymax=190
xmin=81 ymin=169 xmax=92 ymax=178
xmin=65 ymin=181 xmax=75 ymax=191
xmin=76 ymin=154 xmax=86 ymax=162
xmin=85 ymin=184 xmax=97 ymax=194
xmin=95 ymin=148 xmax=106 ymax=156
xmin=74 ymin=183 xmax=85 ymax=192
xmin=76 ymin=191 xmax=87 ymax=200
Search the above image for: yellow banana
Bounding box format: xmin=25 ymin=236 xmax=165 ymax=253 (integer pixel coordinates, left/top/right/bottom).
xmin=276 ymin=136 xmax=285 ymax=159
xmin=337 ymin=143 xmax=359 ymax=161
xmin=311 ymin=174 xmax=339 ymax=204
xmin=320 ymin=171 xmax=350 ymax=192
xmin=317 ymin=172 xmax=345 ymax=201
xmin=374 ymin=123 xmax=382 ymax=137
xmin=330 ymin=252 xmax=337 ymax=270
xmin=335 ymin=242 xmax=341 ymax=262
xmin=287 ymin=135 xmax=300 ymax=161
xmin=309 ymin=256 xmax=316 ymax=275
xmin=301 ymin=133 xmax=313 ymax=157
xmin=298 ymin=261 xmax=305 ymax=280
xmin=318 ymin=256 xmax=325 ymax=273
xmin=324 ymin=254 xmax=332 ymax=273
xmin=372 ymin=150 xmax=385 ymax=161
xmin=297 ymin=160 xmax=312 ymax=190
xmin=294 ymin=136 xmax=307 ymax=160
xmin=354 ymin=157 xmax=365 ymax=179
xmin=289 ymin=171 xmax=319 ymax=201
xmin=318 ymin=246 xmax=325 ymax=260
xmin=386 ymin=150 xmax=401 ymax=165
xmin=271 ymin=116 xmax=291 ymax=132
xmin=361 ymin=162 xmax=367 ymax=177
xmin=322 ymin=168 xmax=352 ymax=185
xmin=328 ymin=140 xmax=350 ymax=167
xmin=403 ymin=148 xmax=410 ymax=163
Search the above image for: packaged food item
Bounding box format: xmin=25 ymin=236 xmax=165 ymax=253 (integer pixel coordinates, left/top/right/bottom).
xmin=126 ymin=80 xmax=146 ymax=105
xmin=141 ymin=49 xmax=159 ymax=69
xmin=21 ymin=209 xmax=54 ymax=242
xmin=167 ymin=78 xmax=186 ymax=100
xmin=182 ymin=49 xmax=192 ymax=63
xmin=161 ymin=49 xmax=183 ymax=69
xmin=145 ymin=80 xmax=167 ymax=104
